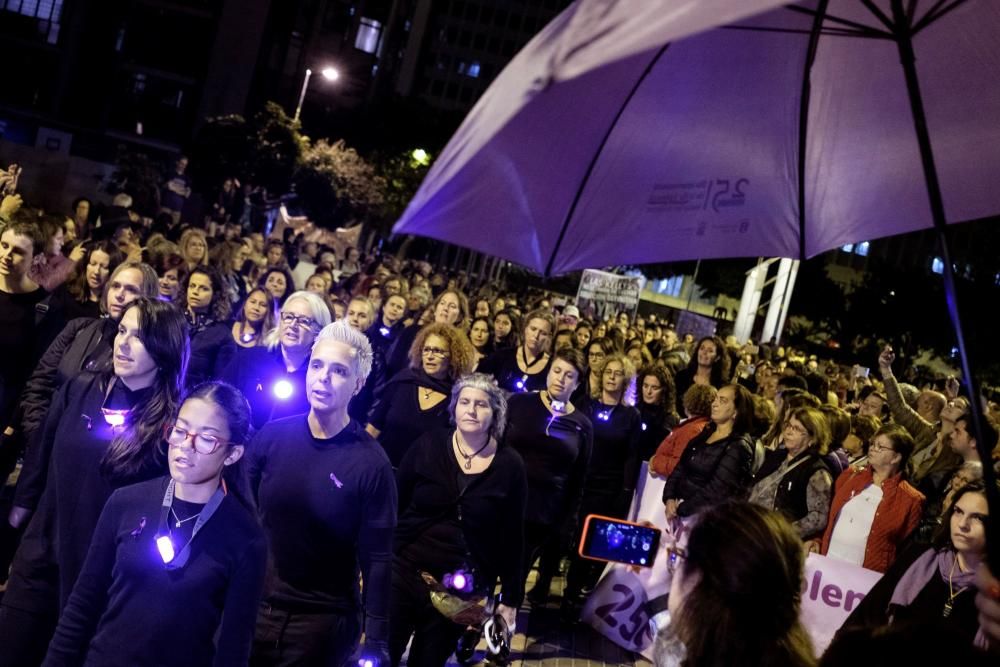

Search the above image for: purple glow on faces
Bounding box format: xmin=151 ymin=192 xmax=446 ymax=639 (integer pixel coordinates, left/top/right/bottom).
xmin=156 ymin=535 xmax=175 ymax=563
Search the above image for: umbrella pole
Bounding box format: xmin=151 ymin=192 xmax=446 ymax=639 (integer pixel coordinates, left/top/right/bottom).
xmin=890 ymin=0 xmax=1000 ymax=570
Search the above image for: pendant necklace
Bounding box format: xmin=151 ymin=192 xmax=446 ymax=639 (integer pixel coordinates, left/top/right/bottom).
xmin=454 ymin=433 xmax=491 ymax=470
xmin=943 ymin=557 xmax=968 ymax=618
xmin=170 ymin=506 xmax=202 ymax=529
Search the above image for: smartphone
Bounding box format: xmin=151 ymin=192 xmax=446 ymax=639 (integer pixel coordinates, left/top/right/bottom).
xmin=853 ymin=365 xmax=870 ymax=378
xmin=577 ymin=514 xmax=661 ymax=567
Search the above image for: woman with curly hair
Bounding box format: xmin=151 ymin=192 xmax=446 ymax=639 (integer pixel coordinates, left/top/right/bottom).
xmin=672 ymin=335 xmax=731 ymax=415
xmin=180 ymin=265 xmax=235 ymax=389
xmin=635 ymin=364 xmax=679 ymax=461
xmin=366 ymin=323 xmax=475 ymax=467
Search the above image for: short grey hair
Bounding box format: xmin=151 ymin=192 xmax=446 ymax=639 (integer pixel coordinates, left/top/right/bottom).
xmin=314 ymin=320 xmax=373 ymax=383
xmin=264 ymin=290 xmax=333 ymax=350
xmin=449 ymin=373 xmax=509 ymax=441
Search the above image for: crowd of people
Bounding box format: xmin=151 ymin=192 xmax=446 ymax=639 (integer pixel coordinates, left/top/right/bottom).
xmin=1 ymin=171 xmax=1000 ymax=667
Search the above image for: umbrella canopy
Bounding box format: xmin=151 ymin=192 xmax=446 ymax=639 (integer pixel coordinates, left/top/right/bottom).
xmin=393 ymin=0 xmax=1000 ymax=277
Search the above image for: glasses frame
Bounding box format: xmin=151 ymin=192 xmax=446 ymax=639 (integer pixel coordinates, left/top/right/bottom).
xmin=666 ymin=546 xmax=687 ymax=574
xmin=280 ymin=312 xmax=319 ymax=331
xmin=163 ymin=423 xmax=233 ymax=455
xmin=421 ymin=346 xmax=450 ymax=359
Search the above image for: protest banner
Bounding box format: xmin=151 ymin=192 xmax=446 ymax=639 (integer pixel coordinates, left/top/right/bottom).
xmin=576 ymin=269 xmax=643 ymax=320
xmin=583 ymin=466 xmax=883 ymax=658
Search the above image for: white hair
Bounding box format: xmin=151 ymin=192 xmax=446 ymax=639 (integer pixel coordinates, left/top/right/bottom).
xmin=314 ymin=320 xmax=373 ymax=383
xmin=264 ymin=290 xmax=333 ymax=350
xmin=112 ymin=193 xmax=133 ymax=208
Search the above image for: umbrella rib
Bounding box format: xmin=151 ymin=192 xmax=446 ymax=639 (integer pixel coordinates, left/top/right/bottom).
xmin=912 ymin=0 xmax=971 ymax=34
xmin=784 ymin=5 xmax=892 ymax=38
xmin=723 ymin=25 xmax=891 ymax=40
xmin=860 ymin=0 xmax=897 ymax=32
xmin=796 ymin=0 xmax=831 ymax=262
xmin=542 ymin=42 xmax=672 ymax=278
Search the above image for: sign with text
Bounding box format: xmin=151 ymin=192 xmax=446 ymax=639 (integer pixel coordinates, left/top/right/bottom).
xmin=576 ymin=269 xmax=643 ymax=317
xmin=583 ymin=469 xmax=883 ymax=658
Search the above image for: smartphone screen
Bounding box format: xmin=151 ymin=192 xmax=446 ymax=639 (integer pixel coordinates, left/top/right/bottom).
xmin=578 ymin=515 xmax=661 ymax=567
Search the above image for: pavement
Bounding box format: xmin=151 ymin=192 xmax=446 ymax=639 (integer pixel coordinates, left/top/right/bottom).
xmin=423 ymin=568 xmax=650 ymax=667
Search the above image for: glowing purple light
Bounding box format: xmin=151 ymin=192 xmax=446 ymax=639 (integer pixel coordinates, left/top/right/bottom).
xmin=102 ymin=409 xmax=128 ymax=427
xmin=156 ymin=535 xmax=175 ymax=563
xmin=452 ymin=573 xmax=467 ymax=590
xmin=379 ymin=326 xmax=390 ymax=337
xmin=359 ymin=660 xmax=375 ymax=667
xmin=641 ymin=422 xmax=647 ymax=431
xmin=598 ymin=411 xmax=611 ymax=422
xmin=272 ymin=380 xmax=294 ymax=400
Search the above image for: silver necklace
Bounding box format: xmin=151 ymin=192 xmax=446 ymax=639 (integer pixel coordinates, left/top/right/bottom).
xmin=170 ymin=506 xmax=201 ymax=528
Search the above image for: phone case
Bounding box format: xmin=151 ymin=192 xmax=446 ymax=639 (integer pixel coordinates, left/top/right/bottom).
xmin=577 ymin=514 xmax=661 ymax=566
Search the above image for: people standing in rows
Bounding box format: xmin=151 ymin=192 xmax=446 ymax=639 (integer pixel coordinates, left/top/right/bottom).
xmin=581 ymin=338 xmax=616 ymax=401
xmin=367 ymin=292 xmax=408 ymax=356
xmin=503 ymin=348 xmax=592 ymax=601
xmin=182 ymin=266 xmax=236 ymax=389
xmin=650 ymin=385 xmax=717 ymax=479
xmin=42 ymin=382 xmax=267 ymax=667
xmin=467 ymin=316 xmax=493 ymax=368
xmin=390 ymin=374 xmax=525 ymax=666
xmin=386 ymin=289 xmax=469 ymax=378
xmin=224 ymin=291 xmax=331 ymax=429
xmin=562 ymin=354 xmax=641 ymax=617
xmin=479 ymin=309 xmax=554 ymax=394
xmin=231 ymin=287 xmax=276 ymax=349
xmin=0 ymin=299 xmax=188 ymax=667
xmin=367 ymin=323 xmax=475 ymax=468
xmin=634 ymin=364 xmax=679 ymax=461
xmin=259 ymin=266 xmax=294 ymax=307
xmin=247 ymin=321 xmax=396 ymax=666
xmin=492 ymin=308 xmax=519 ymax=351
xmin=673 ymin=335 xmax=730 ymax=415
xmin=663 ymin=384 xmax=756 ymax=521
xmin=750 ymin=406 xmax=833 ymax=540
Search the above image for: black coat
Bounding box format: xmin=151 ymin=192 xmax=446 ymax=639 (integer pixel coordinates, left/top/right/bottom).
xmin=395 ymin=428 xmax=527 ymax=606
xmin=186 ymin=321 xmax=236 ymax=389
xmin=661 ymin=425 xmax=754 ymax=518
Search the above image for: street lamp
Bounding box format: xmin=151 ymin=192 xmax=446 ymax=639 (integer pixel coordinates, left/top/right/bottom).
xmin=294 ymin=66 xmax=340 ymax=123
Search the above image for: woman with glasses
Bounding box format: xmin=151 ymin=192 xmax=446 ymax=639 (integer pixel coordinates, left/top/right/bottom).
xmin=223 ymin=291 xmax=332 ymax=429
xmin=389 ymin=374 xmax=525 ymax=666
xmin=562 ymin=354 xmax=642 ymax=616
xmin=0 ymin=299 xmax=187 ymax=667
xmin=503 ymin=348 xmax=593 ymax=602
xmin=749 ymin=406 xmax=833 ymax=540
xmin=181 ymin=266 xmax=236 ymax=389
xmin=385 ymin=289 xmax=470 ymax=379
xmin=814 ymin=424 xmax=924 ymax=572
xmin=479 ymin=309 xmax=555 ymax=394
xmin=581 ymin=338 xmax=616 ymax=403
xmin=366 ymin=323 xmax=475 ymax=467
xmin=231 ymin=288 xmax=276 ymax=349
xmin=42 ymin=382 xmax=267 ymax=666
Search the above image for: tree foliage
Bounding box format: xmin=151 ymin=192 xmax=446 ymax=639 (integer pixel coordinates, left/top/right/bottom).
xmin=294 ymin=139 xmax=386 ymax=228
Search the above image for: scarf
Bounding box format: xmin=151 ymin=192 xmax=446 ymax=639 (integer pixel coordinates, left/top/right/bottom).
xmin=185 ymin=310 xmax=216 ymax=336
xmin=889 ymin=547 xmax=978 ymax=608
xmin=383 ymin=366 xmax=453 ymax=397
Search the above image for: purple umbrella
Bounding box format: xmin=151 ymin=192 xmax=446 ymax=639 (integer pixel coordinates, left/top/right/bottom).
xmin=395 ymin=0 xmax=1000 ymax=565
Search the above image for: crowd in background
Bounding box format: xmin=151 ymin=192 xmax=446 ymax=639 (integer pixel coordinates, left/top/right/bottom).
xmin=1 ymin=161 xmax=1000 ymax=666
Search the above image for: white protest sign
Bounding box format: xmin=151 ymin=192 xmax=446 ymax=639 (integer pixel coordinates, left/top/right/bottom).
xmin=576 ymin=269 xmax=643 ymax=319
xmin=583 ymin=468 xmax=883 ymax=658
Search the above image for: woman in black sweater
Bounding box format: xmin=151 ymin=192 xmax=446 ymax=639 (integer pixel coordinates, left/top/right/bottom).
xmin=635 ymin=364 xmax=679 ymax=461
xmin=367 ymin=323 xmax=476 ymax=467
xmin=43 ymin=382 xmax=267 ymax=667
xmin=0 ymin=298 xmax=188 ymax=667
xmin=479 ymin=309 xmax=555 ymax=394
xmin=181 ymin=266 xmax=235 ymax=389
xmin=390 ymin=373 xmax=526 ymax=666
xmin=503 ymin=348 xmax=593 ymax=597
xmin=662 ymin=383 xmax=756 ymax=521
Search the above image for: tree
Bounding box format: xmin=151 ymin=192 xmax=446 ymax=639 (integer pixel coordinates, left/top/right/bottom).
xmin=189 ymin=114 xmax=256 ymax=195
xmin=371 ymin=149 xmax=431 ymax=238
xmin=108 ymin=146 xmax=162 ymax=218
xmin=293 ymin=140 xmax=386 ymax=228
xmin=250 ymin=102 xmax=308 ymax=196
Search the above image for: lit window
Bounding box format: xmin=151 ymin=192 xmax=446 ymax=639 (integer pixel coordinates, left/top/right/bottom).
xmin=931 ymin=257 xmax=944 ymax=274
xmin=854 ymin=241 xmax=869 ymax=256
xmin=655 ymin=276 xmax=683 ymax=298
xmin=355 ymin=17 xmax=382 ymax=54
xmin=841 ymin=244 xmax=854 ymax=253
xmin=467 ymin=61 xmax=481 ymax=78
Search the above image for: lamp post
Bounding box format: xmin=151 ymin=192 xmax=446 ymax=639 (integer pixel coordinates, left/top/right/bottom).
xmin=294 ymin=66 xmax=340 ymax=124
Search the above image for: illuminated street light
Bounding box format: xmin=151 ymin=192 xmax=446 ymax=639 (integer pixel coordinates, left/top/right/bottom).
xmin=294 ymin=65 xmax=339 ymax=123
xmin=411 ymin=148 xmax=430 ymax=166
xmin=321 ymin=67 xmax=340 ymax=81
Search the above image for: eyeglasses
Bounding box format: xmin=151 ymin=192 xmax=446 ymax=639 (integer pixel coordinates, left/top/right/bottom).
xmin=870 ymin=442 xmax=895 ymax=454
xmin=666 ymin=546 xmax=687 ymax=574
xmin=783 ymin=422 xmax=808 ymax=436
xmin=280 ymin=313 xmax=318 ymax=330
xmin=603 ymin=369 xmax=625 ymax=379
xmin=422 ymin=346 xmax=450 ymax=359
xmin=164 ymin=424 xmax=232 ymax=455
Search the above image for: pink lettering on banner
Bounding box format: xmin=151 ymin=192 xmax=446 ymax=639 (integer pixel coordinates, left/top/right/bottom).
xmin=800 ymin=554 xmax=883 ymax=653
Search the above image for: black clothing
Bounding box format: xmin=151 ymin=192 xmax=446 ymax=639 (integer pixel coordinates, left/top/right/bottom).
xmin=368 ymin=369 xmax=453 ymax=467
xmin=247 ymin=416 xmax=396 ymax=652
xmin=0 ymin=374 xmax=164 ymax=661
xmin=367 ymin=318 xmax=405 ymax=356
xmin=672 ymin=368 xmax=722 ymax=414
xmin=394 ymin=428 xmax=527 ymax=606
xmin=503 ymin=393 xmax=593 ymax=527
xmin=348 ymin=331 xmax=388 ymax=424
xmin=222 ymin=345 xmax=310 ymax=429
xmin=186 ymin=318 xmax=236 ymax=389
xmin=384 ymin=323 xmax=421 ymax=380
xmin=251 ymin=605 xmax=361 ymax=667
xmin=636 ymin=402 xmax=673 ymax=462
xmin=19 ymin=317 xmax=117 ymax=442
xmin=661 ymin=425 xmax=754 ymax=518
xmin=478 ymin=347 xmax=550 ymax=394
xmin=42 ymin=477 xmax=267 ymax=667
xmin=756 ymin=448 xmax=829 ymax=525
xmin=579 ymin=397 xmax=642 ymax=500
xmin=0 ymin=286 xmax=46 ymax=428
xmin=388 ymin=561 xmax=467 ymax=667
xmin=34 ymin=285 xmax=99 ymax=360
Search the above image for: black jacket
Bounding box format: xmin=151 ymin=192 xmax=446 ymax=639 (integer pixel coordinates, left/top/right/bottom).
xmin=395 ymin=428 xmax=527 ymax=606
xmin=19 ymin=317 xmax=116 ymax=441
xmin=661 ymin=425 xmax=754 ymax=518
xmin=186 ymin=321 xmax=236 ymax=389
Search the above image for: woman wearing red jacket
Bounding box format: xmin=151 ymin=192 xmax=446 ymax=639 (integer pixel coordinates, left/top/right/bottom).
xmin=816 ymin=424 xmax=925 ymax=573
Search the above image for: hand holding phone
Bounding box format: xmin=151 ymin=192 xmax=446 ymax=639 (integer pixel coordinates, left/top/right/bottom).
xmin=577 ymin=514 xmax=662 ymax=568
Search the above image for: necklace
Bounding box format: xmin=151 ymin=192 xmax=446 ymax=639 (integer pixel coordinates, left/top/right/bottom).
xmin=943 ymin=557 xmax=969 ymax=618
xmin=519 ymin=345 xmax=546 ymax=370
xmin=170 ymin=506 xmax=202 ymax=529
xmin=453 ymin=432 xmax=492 ymax=470
xmin=422 ymin=387 xmax=434 ymax=400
